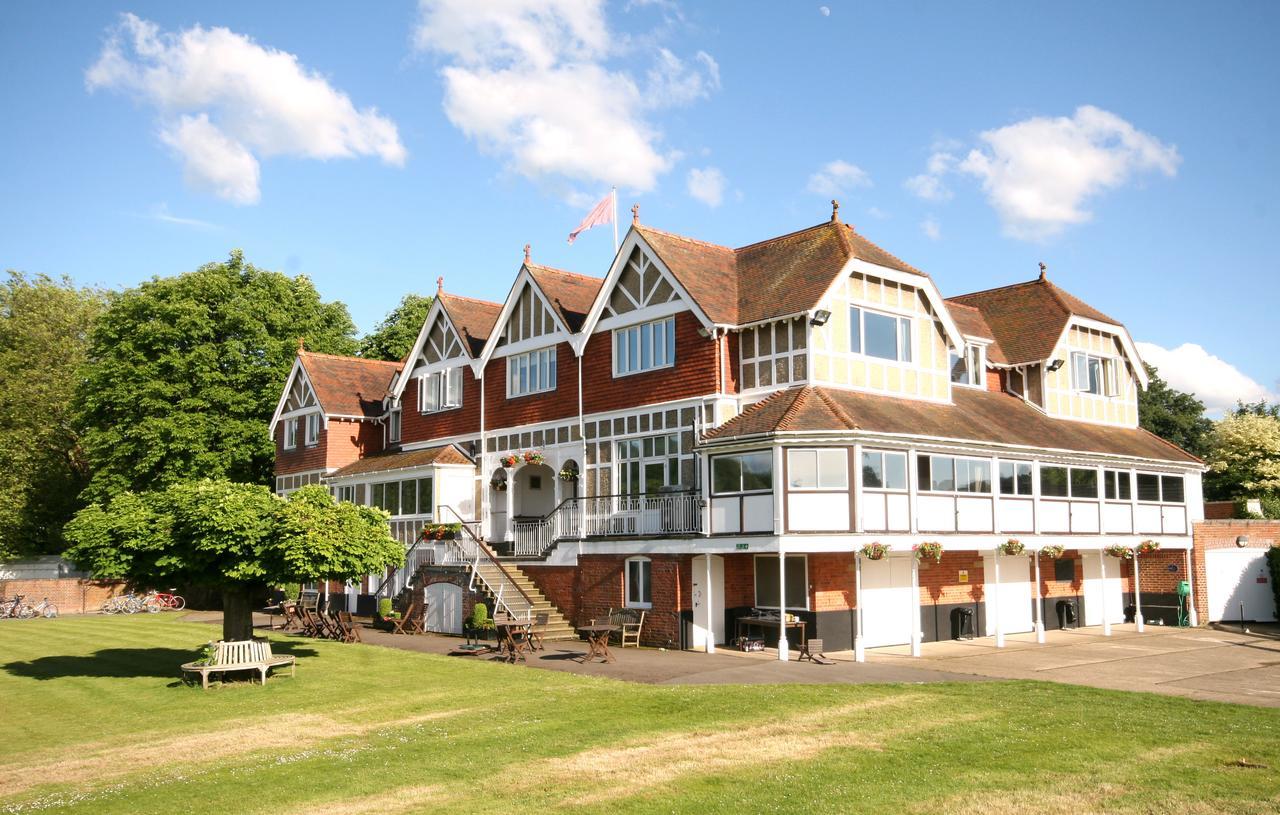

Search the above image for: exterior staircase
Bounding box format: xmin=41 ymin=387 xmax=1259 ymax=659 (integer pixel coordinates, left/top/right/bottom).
xmin=471 ymin=560 xmax=577 ymax=641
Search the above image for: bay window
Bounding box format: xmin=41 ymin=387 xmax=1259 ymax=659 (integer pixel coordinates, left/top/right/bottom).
xmin=370 ymin=476 xmax=433 ymax=517
xmin=787 ymin=449 xmax=847 ymax=490
xmin=711 ymin=451 xmax=773 ymax=494
xmin=861 ymin=450 xmax=907 ymax=491
xmin=850 ymin=306 xmax=912 ymax=363
xmin=507 ymin=347 xmax=557 ymax=397
xmin=614 ymin=316 xmax=675 ymax=376
xmin=420 ymin=367 xmax=463 ymax=412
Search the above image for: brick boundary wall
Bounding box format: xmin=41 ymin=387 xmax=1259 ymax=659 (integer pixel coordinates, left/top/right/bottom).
xmin=1192 ymin=520 xmax=1280 ymax=623
xmin=0 ymin=578 xmax=127 ymax=614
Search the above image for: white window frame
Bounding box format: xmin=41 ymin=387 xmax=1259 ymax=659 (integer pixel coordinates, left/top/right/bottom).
xmin=419 ymin=366 xmax=463 ymax=413
xmin=917 ymin=454 xmax=992 ymax=494
xmin=849 ymin=305 xmax=913 ymax=363
xmin=1135 ymin=472 xmax=1185 ymax=504
xmin=1070 ymin=351 xmax=1118 ymax=397
xmin=336 ymin=485 xmax=356 ymax=503
xmin=710 ymin=451 xmax=774 ymax=496
xmin=388 ymin=408 xmax=402 ymax=443
xmin=616 ymin=433 xmax=682 ymax=496
xmin=786 ymin=449 xmax=848 ymax=491
xmin=950 ymin=343 xmax=985 ymax=388
xmin=1103 ymin=469 xmax=1132 ymax=502
xmin=739 ymin=316 xmax=809 ymax=391
xmin=283 ymin=417 xmax=298 ymax=450
xmin=614 ymin=316 xmax=676 ymax=377
xmin=861 ymin=449 xmax=908 ymax=492
xmin=507 ymin=347 xmax=557 ymax=398
xmin=304 ymin=413 xmax=320 ymax=446
xmin=998 ymin=460 xmax=1034 ymax=496
xmin=624 ymin=556 xmax=652 ymax=609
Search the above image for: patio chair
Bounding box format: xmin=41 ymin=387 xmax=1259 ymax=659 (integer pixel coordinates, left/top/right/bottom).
xmin=335 ymin=611 xmax=362 ymax=643
xmin=299 ymin=606 xmax=322 ymax=638
xmin=280 ymin=601 xmax=302 ymax=631
xmin=798 ymin=638 xmax=834 ymax=665
xmin=393 ymin=601 xmax=424 ymax=635
xmin=618 ymin=609 xmax=645 ymax=648
xmin=528 ymin=612 xmax=549 ymax=651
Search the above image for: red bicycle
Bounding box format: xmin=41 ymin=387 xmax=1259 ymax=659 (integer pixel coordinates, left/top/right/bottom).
xmin=148 ymin=590 xmax=186 ymax=611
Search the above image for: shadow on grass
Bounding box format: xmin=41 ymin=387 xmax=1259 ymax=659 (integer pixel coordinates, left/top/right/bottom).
xmin=3 ymin=644 xmax=319 ymax=681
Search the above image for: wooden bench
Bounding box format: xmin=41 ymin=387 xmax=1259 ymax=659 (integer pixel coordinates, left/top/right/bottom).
xmin=181 ymin=639 xmax=296 ymax=689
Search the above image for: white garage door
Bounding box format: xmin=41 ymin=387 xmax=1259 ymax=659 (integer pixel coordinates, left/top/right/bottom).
xmin=1082 ymin=552 xmax=1125 ymax=626
xmin=1207 ymin=549 xmax=1276 ymax=623
xmin=983 ymin=554 xmax=1034 ymax=636
xmin=425 ymin=583 xmax=463 ymax=634
xmin=860 ymin=557 xmax=914 ymax=648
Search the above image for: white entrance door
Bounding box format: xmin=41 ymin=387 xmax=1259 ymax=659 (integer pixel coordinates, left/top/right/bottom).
xmin=425 ymin=583 xmax=462 ymax=634
xmin=1207 ymin=549 xmax=1276 ymax=622
xmin=983 ymin=554 xmax=1034 ymax=636
xmin=692 ymin=554 xmax=725 ymax=649
xmin=860 ymin=557 xmax=914 ymax=648
xmin=1082 ymin=552 xmax=1125 ymax=626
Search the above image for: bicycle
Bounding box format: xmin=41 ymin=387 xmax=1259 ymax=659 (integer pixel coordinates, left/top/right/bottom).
xmin=149 ymin=589 xmax=185 ymax=611
xmin=1 ymin=595 xmax=34 ymax=619
xmin=28 ymin=597 xmax=58 ymax=619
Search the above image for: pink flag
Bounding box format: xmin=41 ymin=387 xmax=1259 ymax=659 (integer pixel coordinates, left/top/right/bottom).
xmin=567 ymin=190 xmax=615 ymax=244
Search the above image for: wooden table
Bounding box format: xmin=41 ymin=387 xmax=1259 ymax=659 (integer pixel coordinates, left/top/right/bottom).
xmin=734 ymin=617 xmax=806 ymax=651
xmin=495 ymin=620 xmax=532 ymax=663
xmin=577 ymin=624 xmax=618 ymax=663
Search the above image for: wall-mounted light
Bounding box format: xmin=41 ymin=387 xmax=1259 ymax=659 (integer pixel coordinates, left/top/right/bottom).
xmin=696 ymin=327 xmax=711 ymax=338
xmin=1047 ymin=358 xmax=1065 ymax=372
xmin=1236 ymin=535 xmax=1250 ymax=548
xmin=810 ymin=309 xmax=831 ymax=327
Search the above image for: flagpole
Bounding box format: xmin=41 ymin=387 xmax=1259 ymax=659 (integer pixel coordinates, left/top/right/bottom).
xmin=612 ymin=186 xmax=618 ymax=252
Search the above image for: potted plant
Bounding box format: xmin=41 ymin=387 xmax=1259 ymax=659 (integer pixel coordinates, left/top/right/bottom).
xmin=860 ymin=542 xmax=889 ymax=561
xmin=420 ymin=522 xmax=462 ymax=541
xmin=558 ymin=466 xmax=579 ymax=482
xmin=500 ymin=454 xmax=520 ymax=468
xmin=465 ymin=602 xmax=496 ymax=644
xmin=1001 ymin=538 xmax=1025 ymax=556
xmin=913 ymin=541 xmax=943 ymax=564
xmin=1136 ymin=540 xmax=1161 ymax=555
xmin=1038 ymin=544 xmax=1065 ymax=559
xmin=1104 ymin=544 xmax=1134 ymax=560
xmin=523 ymin=450 xmax=545 ymax=465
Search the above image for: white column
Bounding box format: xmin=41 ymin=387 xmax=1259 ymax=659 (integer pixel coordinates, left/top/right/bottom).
xmin=910 ymin=555 xmax=922 ymax=657
xmin=1184 ymin=547 xmax=1199 ymax=626
xmin=993 ymin=551 xmax=1005 ymax=648
xmin=1133 ymin=550 xmax=1145 ymax=633
xmin=777 ymin=551 xmax=789 ymax=661
xmin=991 ymin=455 xmax=1002 ymax=535
xmin=907 ymin=447 xmax=919 ymax=534
xmin=852 ymin=443 xmax=864 ymax=533
xmin=1033 ymin=551 xmax=1046 ymax=644
xmin=1099 ymin=549 xmax=1112 ymax=636
xmin=704 ymin=554 xmax=716 ymax=654
xmin=853 ymin=551 xmax=865 ymax=662
xmin=504 ymin=465 xmax=516 ymax=542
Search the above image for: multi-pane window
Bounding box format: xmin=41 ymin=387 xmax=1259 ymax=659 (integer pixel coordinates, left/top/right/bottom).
xmin=336 ymin=485 xmax=355 ymax=503
xmin=1071 ymin=352 xmax=1118 ymax=396
xmin=617 ymin=434 xmax=681 ymax=495
xmin=507 ymin=347 xmax=557 ymax=397
xmin=999 ymin=461 xmax=1034 ymax=495
xmin=1039 ymin=466 xmax=1097 ymax=498
xmin=625 ymin=557 xmax=652 ymax=608
xmin=850 ymin=306 xmax=912 ymax=363
xmin=711 ymin=451 xmax=773 ymax=494
xmin=754 ymin=555 xmax=808 ymax=610
xmin=370 ymin=477 xmax=433 ymax=517
xmin=305 ymin=413 xmax=320 ymax=446
xmin=950 ymin=344 xmax=985 ymax=387
xmin=740 ymin=317 xmax=808 ymax=390
xmin=420 ymin=367 xmax=463 ymax=412
xmin=1104 ymin=470 xmax=1133 ymax=500
xmin=1136 ymin=473 xmax=1185 ymax=503
xmin=388 ymin=408 xmax=401 ymax=443
xmin=861 ymin=450 xmax=907 ymax=491
xmin=283 ymin=418 xmax=298 ymax=450
xmin=787 ymin=449 xmax=847 ymax=490
xmin=614 ymin=317 xmax=675 ymax=376
xmin=917 ymin=455 xmax=991 ymax=493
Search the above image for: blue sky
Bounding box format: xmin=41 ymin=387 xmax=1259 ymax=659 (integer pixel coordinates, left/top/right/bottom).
xmin=1 ymin=1 xmax=1277 ymax=412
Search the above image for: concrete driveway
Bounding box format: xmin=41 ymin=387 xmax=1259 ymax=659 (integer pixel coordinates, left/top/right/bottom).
xmin=866 ymin=623 xmax=1280 ymax=707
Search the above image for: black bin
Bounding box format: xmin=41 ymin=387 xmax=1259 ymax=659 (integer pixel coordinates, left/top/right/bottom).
xmin=950 ymin=607 xmax=974 ymax=640
xmin=1056 ymin=599 xmax=1077 ymax=630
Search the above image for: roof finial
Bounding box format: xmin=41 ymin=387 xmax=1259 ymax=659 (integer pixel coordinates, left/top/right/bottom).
xmin=631 ymin=203 xmax=640 ymax=225
xmin=1038 ymin=261 xmax=1047 ymax=280
xmin=831 ymin=199 xmax=840 ymax=222
xmin=523 ymin=243 xmax=531 ymax=263
xmin=436 ymin=275 xmax=444 ymax=294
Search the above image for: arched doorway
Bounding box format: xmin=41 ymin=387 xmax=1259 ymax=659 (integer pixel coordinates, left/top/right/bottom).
xmin=514 ymin=463 xmax=556 ymax=520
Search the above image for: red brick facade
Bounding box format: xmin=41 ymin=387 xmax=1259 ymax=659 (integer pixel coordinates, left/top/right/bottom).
xmin=275 ymin=417 xmax=382 ymax=475
xmin=0 ymin=578 xmax=127 ymax=614
xmin=1191 ymin=520 xmax=1280 ymax=622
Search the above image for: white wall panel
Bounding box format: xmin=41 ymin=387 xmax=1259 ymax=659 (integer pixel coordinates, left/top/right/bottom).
xmin=917 ymin=495 xmax=955 ymax=532
xmin=788 ymin=493 xmax=848 ymax=531
xmin=998 ymin=499 xmax=1034 ymax=533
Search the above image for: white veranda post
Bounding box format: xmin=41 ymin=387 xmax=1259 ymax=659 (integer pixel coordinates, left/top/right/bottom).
xmin=853 ymin=552 xmax=865 ymax=663
xmin=910 ymin=555 xmax=922 ymax=657
xmin=704 ymin=554 xmax=716 ymax=654
xmin=777 ymin=552 xmax=789 ymax=661
xmin=1133 ymin=550 xmax=1145 ymax=633
xmin=993 ymin=552 xmax=1005 ymax=648
xmin=1183 ymin=548 xmax=1199 ymax=626
xmin=1100 ymin=549 xmax=1112 ymax=636
xmin=1033 ymin=551 xmax=1046 ymax=644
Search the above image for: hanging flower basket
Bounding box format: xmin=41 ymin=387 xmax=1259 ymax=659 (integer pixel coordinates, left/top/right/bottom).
xmin=1001 ymin=538 xmax=1025 ymax=556
xmin=1038 ymin=544 xmax=1065 ymax=560
xmin=1136 ymin=540 xmax=1161 ymax=555
xmin=558 ymin=467 xmax=578 ymax=482
xmin=860 ymin=542 xmax=889 ymax=561
xmin=913 ymin=541 xmax=943 ymax=564
xmin=500 ymin=454 xmax=520 ymax=468
xmin=1104 ymin=544 xmax=1134 ymax=560
xmin=523 ymin=450 xmax=545 ymax=465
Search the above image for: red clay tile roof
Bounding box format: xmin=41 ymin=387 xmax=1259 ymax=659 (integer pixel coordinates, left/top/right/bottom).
xmin=703 ymin=385 xmax=1199 ymax=464
xmin=437 ymin=291 xmax=502 ymax=357
xmin=634 ymin=220 xmax=928 ymax=326
xmin=328 ymin=444 xmax=473 ymax=478
xmin=949 ymin=276 xmax=1120 ymax=366
xmin=298 ymin=351 xmax=399 ymax=419
xmin=526 ymin=263 xmax=604 ymax=333
xmin=944 ymin=300 xmax=1006 ymax=364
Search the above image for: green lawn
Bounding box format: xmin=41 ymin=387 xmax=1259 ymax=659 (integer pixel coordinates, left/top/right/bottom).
xmin=1 ymin=615 xmax=1278 ymax=815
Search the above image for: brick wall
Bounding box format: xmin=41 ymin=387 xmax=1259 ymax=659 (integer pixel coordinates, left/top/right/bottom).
xmin=275 ymin=417 xmax=383 ymax=476
xmin=519 ymin=565 xmax=578 ymax=624
xmin=919 ymin=552 xmax=987 ymax=605
xmin=0 ymin=578 xmax=127 ymax=614
xmin=401 ymin=367 xmax=484 ymax=444
xmin=1192 ymin=520 xmax=1280 ymax=622
xmin=810 ymin=553 xmax=854 ymax=611
xmin=581 ymin=310 xmax=720 ymax=413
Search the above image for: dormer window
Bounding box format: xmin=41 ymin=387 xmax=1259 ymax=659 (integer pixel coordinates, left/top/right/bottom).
xmin=850 ymin=306 xmax=912 ymax=363
xmin=949 ymin=344 xmax=985 ymax=388
xmin=420 ymin=367 xmax=463 ymax=413
xmin=1071 ymin=352 xmax=1118 ymax=396
xmin=614 ymin=316 xmax=675 ymax=376
xmin=507 ymin=347 xmax=557 ymax=398
xmin=283 ymin=418 xmax=298 ymax=450
xmin=304 ymin=413 xmax=320 ymax=446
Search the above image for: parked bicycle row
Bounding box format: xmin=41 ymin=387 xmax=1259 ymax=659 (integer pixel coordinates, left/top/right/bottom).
xmin=1 ymin=595 xmax=58 ymax=619
xmin=100 ymin=590 xmax=186 ymax=615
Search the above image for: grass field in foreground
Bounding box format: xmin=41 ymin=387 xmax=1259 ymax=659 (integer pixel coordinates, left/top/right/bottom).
xmin=0 ymin=615 xmax=1277 ymax=815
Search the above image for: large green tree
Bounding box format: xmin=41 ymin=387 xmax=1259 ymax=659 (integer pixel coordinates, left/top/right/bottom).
xmin=78 ymin=251 xmax=357 ymax=502
xmin=0 ymin=272 xmax=107 ymax=559
xmin=1204 ymin=412 xmax=1280 ymax=501
xmin=1137 ymin=363 xmax=1213 ymax=458
xmin=66 ymin=482 xmax=403 ymax=640
xmin=358 ymin=293 xmax=433 ymax=361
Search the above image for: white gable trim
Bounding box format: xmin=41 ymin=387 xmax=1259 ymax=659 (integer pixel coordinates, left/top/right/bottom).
xmin=476 ymin=266 xmax=574 ymax=369
xmin=840 ymin=258 xmax=965 ymax=350
xmin=269 ymin=359 xmax=328 ymax=435
xmin=390 ymin=299 xmax=474 ymax=401
xmin=576 ymin=229 xmax=714 ymax=353
xmin=1053 ymin=315 xmax=1149 ymax=390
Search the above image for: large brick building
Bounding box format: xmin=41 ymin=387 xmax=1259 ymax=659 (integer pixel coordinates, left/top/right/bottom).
xmin=270 ymin=205 xmax=1209 ymax=658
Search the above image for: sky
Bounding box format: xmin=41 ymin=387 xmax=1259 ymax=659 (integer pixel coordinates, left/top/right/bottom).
xmin=1 ymin=1 xmax=1277 ymax=414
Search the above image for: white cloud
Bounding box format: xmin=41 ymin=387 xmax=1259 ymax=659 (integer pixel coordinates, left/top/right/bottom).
xmin=142 ymin=202 xmax=218 ymax=230
xmin=686 ymin=166 xmax=725 ymax=207
xmin=1136 ymin=341 xmax=1277 ymax=415
xmin=904 ymin=151 xmax=956 ymax=202
xmin=820 ymin=6 xmax=831 ymax=16
xmin=86 ymin=14 xmax=404 ymax=204
xmin=921 ymin=217 xmax=941 ymax=240
xmin=806 ymin=159 xmax=871 ymax=197
xmin=960 ymin=106 xmax=1179 ymax=239
xmin=414 ymin=0 xmax=718 ymax=192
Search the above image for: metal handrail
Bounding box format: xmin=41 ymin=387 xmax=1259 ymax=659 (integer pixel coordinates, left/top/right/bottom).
xmin=373 ymin=536 xmax=427 ymax=600
xmin=436 ymin=504 xmax=535 ymax=618
xmin=513 ymin=490 xmax=702 ymax=549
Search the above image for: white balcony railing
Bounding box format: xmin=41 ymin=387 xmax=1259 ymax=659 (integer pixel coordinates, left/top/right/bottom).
xmin=508 ymin=492 xmax=703 ymax=556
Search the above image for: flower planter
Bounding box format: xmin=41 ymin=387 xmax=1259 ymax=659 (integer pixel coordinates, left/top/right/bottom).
xmin=860 ymin=542 xmax=889 ymax=561
xmin=1000 ymin=539 xmax=1025 ymax=556
xmin=1038 ymin=545 xmax=1065 ymax=559
xmin=913 ymin=541 xmax=943 ymax=564
xmin=1104 ymin=544 xmax=1134 ymax=560
xmin=1136 ymin=540 xmax=1161 ymax=555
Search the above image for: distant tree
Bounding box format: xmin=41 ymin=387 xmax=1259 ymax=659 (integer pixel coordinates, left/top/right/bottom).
xmin=66 ymin=482 xmax=403 ymax=641
xmin=0 ymin=272 xmax=108 ymax=560
xmin=77 ymin=251 xmax=358 ymax=503
xmin=1204 ymin=413 xmax=1280 ymax=500
xmin=1233 ymin=399 xmax=1280 ymax=419
xmin=1137 ymin=363 xmax=1213 ymax=458
xmin=358 ymin=293 xmax=433 ymax=362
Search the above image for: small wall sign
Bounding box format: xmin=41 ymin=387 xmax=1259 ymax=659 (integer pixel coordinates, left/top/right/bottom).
xmin=1166 ymin=563 xmax=1178 ymax=573
xmin=958 ymin=569 xmax=969 ymax=583
xmin=735 ymin=543 xmax=749 ymax=551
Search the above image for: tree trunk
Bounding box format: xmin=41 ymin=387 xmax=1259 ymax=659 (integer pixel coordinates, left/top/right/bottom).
xmin=221 ymin=587 xmax=256 ymax=642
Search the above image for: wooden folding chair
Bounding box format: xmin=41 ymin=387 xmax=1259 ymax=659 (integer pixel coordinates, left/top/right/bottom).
xmin=281 ymin=602 xmax=301 ymax=631
xmin=321 ymin=610 xmax=343 ymax=639
xmin=392 ymin=601 xmax=424 ymax=635
xmin=528 ymin=612 xmax=549 ymax=651
xmin=336 ymin=611 xmax=362 ymax=643
xmin=798 ymin=638 xmax=834 ymax=665
xmin=299 ymin=606 xmax=321 ymax=638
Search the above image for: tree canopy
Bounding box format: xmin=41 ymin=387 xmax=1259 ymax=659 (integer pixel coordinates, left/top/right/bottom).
xmin=66 ymin=482 xmax=403 ymax=640
xmin=1204 ymin=413 xmax=1280 ymax=501
xmin=77 ymin=251 xmax=358 ymax=502
xmin=0 ymin=272 xmax=108 ymax=560
xmin=1137 ymin=363 xmax=1213 ymax=458
xmin=357 ymin=293 xmax=433 ymax=362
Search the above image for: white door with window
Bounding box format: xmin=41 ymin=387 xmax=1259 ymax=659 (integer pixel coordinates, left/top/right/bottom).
xmin=982 ymin=554 xmax=1034 ymax=635
xmin=860 ymin=557 xmax=914 ymax=648
xmin=425 ymin=583 xmax=462 ymax=634
xmin=1207 ymin=549 xmax=1276 ymax=622
xmin=1082 ymin=552 xmax=1125 ymax=626
xmin=692 ymin=554 xmax=725 ymax=649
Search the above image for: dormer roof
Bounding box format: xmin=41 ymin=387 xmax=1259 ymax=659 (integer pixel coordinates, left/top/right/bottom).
xmin=298 ymin=351 xmax=399 ymax=418
xmin=944 ymin=300 xmax=1006 ymax=364
xmin=436 ymin=292 xmax=502 ymax=357
xmin=524 ymin=263 xmax=604 ymax=333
